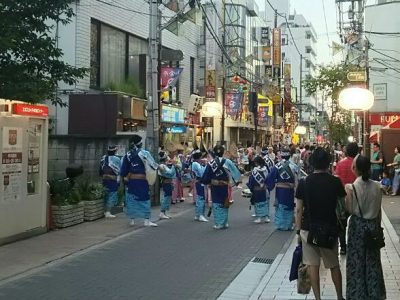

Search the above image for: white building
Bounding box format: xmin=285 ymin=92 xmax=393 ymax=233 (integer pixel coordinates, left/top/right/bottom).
xmin=366 ymin=0 xmax=400 ymax=113
xmin=52 ymin=0 xmax=201 ymax=135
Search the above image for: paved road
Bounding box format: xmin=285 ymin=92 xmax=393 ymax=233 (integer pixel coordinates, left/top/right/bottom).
xmin=0 ymin=190 xmax=291 ymax=300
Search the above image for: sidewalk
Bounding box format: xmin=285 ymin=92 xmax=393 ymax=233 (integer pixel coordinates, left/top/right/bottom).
xmin=0 ymin=199 xmax=193 ymax=284
xmin=249 ymin=208 xmax=400 ymax=300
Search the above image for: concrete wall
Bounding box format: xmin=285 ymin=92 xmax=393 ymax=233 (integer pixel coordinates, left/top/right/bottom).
xmin=48 ymin=135 xmax=132 ymax=180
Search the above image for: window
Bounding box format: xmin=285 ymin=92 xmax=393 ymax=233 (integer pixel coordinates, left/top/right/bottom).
xmin=306 ymin=47 xmax=312 ymax=54
xmin=306 ymin=33 xmax=312 ymax=40
xmin=306 ymin=60 xmax=311 ymax=69
xmin=90 ymin=20 xmax=100 ymax=87
xmin=128 ymin=35 xmax=147 ymax=85
xmin=190 ymin=57 xmax=195 ymax=94
xmin=100 ymin=24 xmax=126 ymax=87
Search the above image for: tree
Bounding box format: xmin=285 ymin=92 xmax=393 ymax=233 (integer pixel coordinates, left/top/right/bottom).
xmin=0 ymin=0 xmax=86 ymax=106
xmin=303 ymin=64 xmax=357 ymax=144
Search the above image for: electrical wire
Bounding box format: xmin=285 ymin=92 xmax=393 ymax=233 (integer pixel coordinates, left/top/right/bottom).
xmin=370 ymin=48 xmax=400 ymax=63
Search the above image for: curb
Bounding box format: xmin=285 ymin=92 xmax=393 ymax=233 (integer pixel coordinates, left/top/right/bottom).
xmin=249 ymin=231 xmax=295 ymax=300
xmin=382 ymin=208 xmax=400 ymax=256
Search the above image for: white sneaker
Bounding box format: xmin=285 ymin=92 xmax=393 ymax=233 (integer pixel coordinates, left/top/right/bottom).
xmin=199 ymin=215 xmax=209 ymax=222
xmin=159 ymin=212 xmax=170 ymax=219
xmin=213 ymin=225 xmax=224 ymax=230
xmin=188 ymin=193 xmax=193 ymax=197
xmin=129 ymin=219 xmax=135 ymax=226
xmin=254 ymin=218 xmax=262 ymax=224
xmin=265 ymin=218 xmax=271 ymax=223
xmin=104 ymin=212 xmax=116 ymax=218
xmin=144 ymin=219 xmax=158 ymax=227
xmin=251 ymin=214 xmax=256 ymax=217
xmin=194 ymin=216 xmax=199 ymax=221
xmin=224 ymin=223 xmax=229 ymax=228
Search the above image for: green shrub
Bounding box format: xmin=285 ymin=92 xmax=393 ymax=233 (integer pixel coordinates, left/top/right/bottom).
xmin=102 ymin=77 xmax=145 ymax=98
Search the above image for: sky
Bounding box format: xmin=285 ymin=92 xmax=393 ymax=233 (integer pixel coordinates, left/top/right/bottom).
xmin=254 ymin=0 xmax=375 ymax=65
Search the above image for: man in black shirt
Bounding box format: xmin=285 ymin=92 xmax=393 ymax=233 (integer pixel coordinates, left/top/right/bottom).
xmin=295 ymin=147 xmax=346 ymax=300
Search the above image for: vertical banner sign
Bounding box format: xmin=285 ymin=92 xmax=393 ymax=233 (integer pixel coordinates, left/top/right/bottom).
xmin=225 ymin=93 xmax=243 ymax=120
xmin=272 ymin=28 xmax=281 ymax=67
xmin=2 ymin=127 xmax=23 ymax=201
xmin=284 ymin=64 xmax=291 ymax=102
xmin=262 ymin=46 xmax=271 ymax=62
xmin=160 ymin=67 xmax=183 ymax=91
xmin=206 ymin=69 xmax=216 ymax=98
xmin=261 ymin=27 xmax=270 ymax=45
xmin=258 ymin=103 xmax=269 ymax=125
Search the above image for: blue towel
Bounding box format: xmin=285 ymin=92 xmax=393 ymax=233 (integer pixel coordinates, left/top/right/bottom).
xmin=289 ymin=244 xmax=302 ymax=281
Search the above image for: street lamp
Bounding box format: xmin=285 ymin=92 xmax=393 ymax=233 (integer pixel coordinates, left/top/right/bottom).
xmin=338 ymin=87 xmax=375 ymax=157
xmin=294 ymin=125 xmax=307 ymax=135
xmin=338 ymin=87 xmax=374 ymax=111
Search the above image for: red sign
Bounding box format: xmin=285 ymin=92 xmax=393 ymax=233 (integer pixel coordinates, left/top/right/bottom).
xmin=369 ymin=112 xmax=400 ymax=127
xmin=13 ymin=104 xmax=49 ymax=117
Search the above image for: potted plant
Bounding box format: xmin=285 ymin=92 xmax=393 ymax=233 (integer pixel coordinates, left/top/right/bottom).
xmin=50 ymin=179 xmax=84 ymax=228
xmin=78 ymin=181 xmax=106 ymax=221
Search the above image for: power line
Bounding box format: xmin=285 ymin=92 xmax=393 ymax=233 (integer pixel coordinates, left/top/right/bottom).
xmin=370 ymin=48 xmax=400 ymax=63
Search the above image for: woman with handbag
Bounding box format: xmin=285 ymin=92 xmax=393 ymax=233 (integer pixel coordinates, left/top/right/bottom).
xmin=345 ymin=155 xmax=386 ymax=300
xmin=295 ymin=147 xmax=346 ymax=300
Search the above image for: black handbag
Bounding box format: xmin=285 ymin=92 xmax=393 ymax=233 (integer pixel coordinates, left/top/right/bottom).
xmin=352 ymin=184 xmax=385 ymax=250
xmin=307 ymin=222 xmax=337 ymax=249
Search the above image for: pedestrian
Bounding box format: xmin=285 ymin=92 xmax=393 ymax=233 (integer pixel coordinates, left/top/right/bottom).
xmin=99 ymin=145 xmax=121 ymax=218
xmin=200 ymin=145 xmax=241 ymax=229
xmin=380 ymin=171 xmax=392 ymax=195
xmin=267 ymin=146 xmax=276 ymax=162
xmin=295 ymin=147 xmax=346 ymax=300
xmin=387 ymin=145 xmax=400 ymax=196
xmin=120 ymin=134 xmax=158 ymax=227
xmin=345 ymin=155 xmax=386 ymax=300
xmin=267 ymin=147 xmax=299 ymax=231
xmin=191 ymin=149 xmax=208 ymax=222
xmin=158 ymin=150 xmax=176 ymax=220
xmin=334 ymin=142 xmax=359 ymax=255
xmin=247 ymin=156 xmax=270 ymax=223
xmin=370 ymin=142 xmax=384 ymax=181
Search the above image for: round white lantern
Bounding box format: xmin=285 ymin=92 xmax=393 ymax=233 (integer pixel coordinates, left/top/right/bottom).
xmin=202 ymin=101 xmax=222 ymax=117
xmin=338 ymin=87 xmax=374 ymax=111
xmin=294 ymin=125 xmax=307 ymax=135
xmin=348 ymin=135 xmax=355 ymax=143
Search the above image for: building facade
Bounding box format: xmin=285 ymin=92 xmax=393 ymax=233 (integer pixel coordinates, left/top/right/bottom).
xmin=52 ymin=0 xmax=201 ymax=138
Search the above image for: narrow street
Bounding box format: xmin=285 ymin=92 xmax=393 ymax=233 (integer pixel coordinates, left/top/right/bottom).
xmin=0 ymin=189 xmax=291 ymax=300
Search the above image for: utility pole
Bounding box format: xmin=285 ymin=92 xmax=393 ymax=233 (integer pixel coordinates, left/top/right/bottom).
xmin=220 ymin=0 xmax=226 ymax=146
xmin=147 ymin=0 xmax=160 ymax=204
xmin=299 ymin=54 xmax=303 ymax=122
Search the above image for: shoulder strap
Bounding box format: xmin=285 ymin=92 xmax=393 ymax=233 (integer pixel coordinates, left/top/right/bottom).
xmin=352 ymin=184 xmax=363 ymax=218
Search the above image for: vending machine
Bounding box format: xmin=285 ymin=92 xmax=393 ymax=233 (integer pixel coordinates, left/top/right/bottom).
xmin=0 ymin=99 xmax=49 ymax=245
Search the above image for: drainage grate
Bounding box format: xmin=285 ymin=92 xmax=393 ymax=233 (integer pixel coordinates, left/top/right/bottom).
xmin=252 ymin=257 xmax=274 ymax=264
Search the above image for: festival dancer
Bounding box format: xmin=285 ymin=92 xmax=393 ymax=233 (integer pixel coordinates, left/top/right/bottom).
xmin=158 ymin=150 xmax=176 ymax=220
xmin=191 ymin=149 xmax=208 ymax=222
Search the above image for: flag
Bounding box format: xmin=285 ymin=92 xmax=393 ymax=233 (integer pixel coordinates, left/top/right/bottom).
xmin=225 ymin=93 xmax=243 ymax=120
xmin=160 ymin=67 xmax=183 ymax=91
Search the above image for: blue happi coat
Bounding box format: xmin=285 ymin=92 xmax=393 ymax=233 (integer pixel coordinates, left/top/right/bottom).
xmin=100 ymin=155 xmax=122 ymax=192
xmin=159 ymin=162 xmax=177 ymax=196
xmin=247 ymin=166 xmax=269 ymax=203
xmin=267 ymin=159 xmax=299 ymax=209
xmin=201 ymin=157 xmax=241 ymax=204
xmin=192 ymin=161 xmax=206 ymax=197
xmin=120 ymin=148 xmax=158 ymax=200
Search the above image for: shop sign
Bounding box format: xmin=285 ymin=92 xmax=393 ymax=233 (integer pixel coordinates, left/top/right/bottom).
xmin=13 ymin=104 xmax=49 ymax=117
xmin=347 ymin=70 xmax=366 ymax=82
xmin=261 ymin=46 xmax=271 ymax=61
xmin=187 ymin=112 xmax=201 ymax=125
xmin=161 ymin=105 xmax=185 ymax=124
xmin=225 ymin=93 xmax=243 ymax=120
xmin=369 ymin=112 xmax=400 ymax=127
xmin=272 ymin=28 xmax=281 ymax=67
xmin=261 ymin=27 xmax=270 ymax=45
xmin=202 ymin=117 xmax=213 ymax=127
xmin=164 ymin=126 xmax=187 ymax=134
xmin=373 ymin=83 xmax=387 ymax=100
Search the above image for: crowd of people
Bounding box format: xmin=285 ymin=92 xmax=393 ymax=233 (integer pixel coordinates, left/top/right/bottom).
xmin=99 ymin=136 xmax=393 ymax=299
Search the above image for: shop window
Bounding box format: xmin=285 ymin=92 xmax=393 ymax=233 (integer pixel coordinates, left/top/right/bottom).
xmin=100 ymin=24 xmax=126 ymax=87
